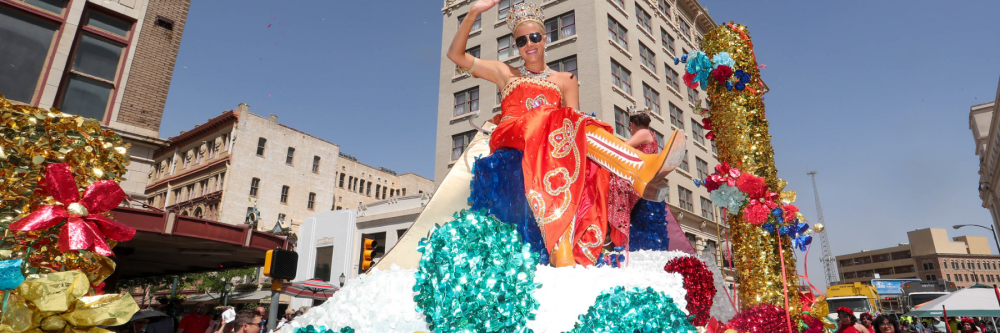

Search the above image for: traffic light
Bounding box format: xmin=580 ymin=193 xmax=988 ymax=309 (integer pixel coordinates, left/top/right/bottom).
xmin=360 ymin=238 xmax=378 ymax=271
xmin=264 ymin=248 xmax=298 ymax=280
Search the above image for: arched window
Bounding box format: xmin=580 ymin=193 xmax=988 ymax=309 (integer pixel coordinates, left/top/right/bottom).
xmin=180 ymin=211 xmax=189 ymax=216
xmin=194 ymin=207 xmax=203 ymax=218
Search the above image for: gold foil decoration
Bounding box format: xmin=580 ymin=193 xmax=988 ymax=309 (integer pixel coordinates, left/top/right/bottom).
xmin=16 ymin=271 xmax=89 ymax=313
xmin=779 ymin=191 xmax=797 ymax=205
xmin=699 ymin=23 xmax=803 ymax=319
xmin=813 ymin=223 xmax=825 ymax=233
xmin=0 ymin=293 xmax=33 ymax=333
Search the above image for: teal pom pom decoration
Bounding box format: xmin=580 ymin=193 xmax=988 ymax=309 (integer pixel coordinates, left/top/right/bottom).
xmin=413 ymin=209 xmax=541 ymax=333
xmin=569 ymin=286 xmax=697 ymax=333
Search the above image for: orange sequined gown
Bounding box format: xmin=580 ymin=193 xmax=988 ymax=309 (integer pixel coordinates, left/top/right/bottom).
xmin=490 ymin=77 xmax=613 ymax=266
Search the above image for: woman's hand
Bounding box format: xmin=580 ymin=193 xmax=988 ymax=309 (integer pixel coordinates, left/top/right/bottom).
xmin=470 ymin=0 xmax=499 ymax=15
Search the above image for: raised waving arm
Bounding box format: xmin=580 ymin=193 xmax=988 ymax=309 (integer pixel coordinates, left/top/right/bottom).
xmin=447 ymin=0 xmax=510 ymax=87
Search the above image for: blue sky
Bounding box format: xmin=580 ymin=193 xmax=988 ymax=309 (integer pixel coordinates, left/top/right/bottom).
xmin=161 ymin=1 xmax=1000 ymax=288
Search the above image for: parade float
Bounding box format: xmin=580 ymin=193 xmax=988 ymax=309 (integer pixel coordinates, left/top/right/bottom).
xmin=0 ymin=97 xmax=141 ymax=333
xmin=284 ymin=22 xmax=836 ymax=333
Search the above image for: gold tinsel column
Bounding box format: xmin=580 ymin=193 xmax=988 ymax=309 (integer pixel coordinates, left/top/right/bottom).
xmin=700 ymin=24 xmax=803 ymax=317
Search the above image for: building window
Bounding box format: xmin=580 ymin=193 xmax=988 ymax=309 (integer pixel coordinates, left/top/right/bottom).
xmin=929 ymin=262 xmax=935 ymax=270
xmin=454 ymin=87 xmax=480 ymax=116
xmin=286 ymin=147 xmax=295 ymax=165
xmin=611 ymin=60 xmax=631 ymax=94
xmin=497 ymin=34 xmax=513 ymax=59
xmin=679 ymin=151 xmax=689 ymax=172
xmin=639 ymin=43 xmax=655 ymax=70
xmin=614 ymin=106 xmax=629 ymax=137
xmin=957 ymin=274 xmax=963 ymax=282
xmin=547 ymin=55 xmax=578 ymax=78
xmin=613 ymin=0 xmax=624 ymax=8
xmin=669 ymin=103 xmax=684 ymax=129
xmin=307 ymin=192 xmax=316 ymax=210
xmin=692 ymin=119 xmax=705 ymax=145
xmin=312 ymin=156 xmax=321 ymax=173
xmin=679 ymin=18 xmax=691 ymax=39
xmin=678 ymin=186 xmax=693 ymax=211
xmin=687 ymin=86 xmax=698 ymax=103
xmin=57 ymin=10 xmax=134 ymax=121
xmin=635 ymin=5 xmax=652 ymax=33
xmin=607 ymin=16 xmax=627 ymax=49
xmin=947 ymin=274 xmax=951 ymax=281
xmin=0 ymin=2 xmax=64 ymax=104
xmin=257 ymin=138 xmax=267 ymax=156
xmin=544 ymin=11 xmax=575 ymax=42
xmin=367 ymin=182 xmax=371 ymax=196
xmin=696 ymin=158 xmax=708 ymax=180
xmin=652 ymin=130 xmax=665 ymax=152
xmin=666 ymin=67 xmax=680 ymax=90
xmin=452 ymin=130 xmax=477 ymax=160
xmin=359 ymin=180 xmax=365 ymax=193
xmin=340 ymin=174 xmax=346 ymax=188
xmin=456 ymin=46 xmax=481 ymax=73
xmin=642 ymin=83 xmax=660 ymax=115
xmin=457 ymin=13 xmax=481 ymax=31
xmin=280 ymin=185 xmax=289 ymax=203
xmin=661 ymin=29 xmax=675 ymax=56
xmin=497 ymin=0 xmax=524 ymax=19
xmin=700 ymin=197 xmax=714 ymax=221
xmin=375 ymin=185 xmax=381 ymax=199
xmin=657 ymin=0 xmax=671 ymax=17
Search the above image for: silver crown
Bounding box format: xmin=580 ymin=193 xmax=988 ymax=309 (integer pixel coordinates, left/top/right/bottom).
xmin=506 ymin=2 xmax=544 ymax=32
xmin=627 ymin=106 xmax=651 ymax=116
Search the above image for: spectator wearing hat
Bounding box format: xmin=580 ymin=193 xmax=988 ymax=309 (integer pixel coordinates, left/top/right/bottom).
xmin=837 ymin=307 xmax=861 ymax=333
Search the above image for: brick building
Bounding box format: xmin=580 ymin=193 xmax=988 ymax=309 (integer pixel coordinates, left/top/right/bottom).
xmin=145 ymin=104 xmax=435 ymax=234
xmin=0 ymin=0 xmax=191 ymax=198
xmin=837 ymin=228 xmax=1000 ymax=289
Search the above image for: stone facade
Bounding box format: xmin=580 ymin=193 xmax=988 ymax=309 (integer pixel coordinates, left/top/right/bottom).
xmin=332 ymin=154 xmax=436 ymax=211
xmin=147 ymin=104 xmax=434 ymax=236
xmin=836 ymin=228 xmax=1000 ymax=289
xmin=971 ymin=77 xmax=1000 ymax=237
xmin=146 ymin=105 xmax=341 ymax=234
xmin=435 ymin=0 xmax=728 ymax=268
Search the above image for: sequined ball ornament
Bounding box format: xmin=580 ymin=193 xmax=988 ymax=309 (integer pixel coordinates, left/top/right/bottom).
xmin=505 ymin=2 xmax=544 ymax=32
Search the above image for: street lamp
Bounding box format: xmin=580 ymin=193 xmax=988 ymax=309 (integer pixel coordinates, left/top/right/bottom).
xmin=339 ymin=273 xmax=346 ymax=287
xmin=223 ymin=282 xmax=234 ymax=306
xmin=952 ymin=224 xmax=1000 ymax=253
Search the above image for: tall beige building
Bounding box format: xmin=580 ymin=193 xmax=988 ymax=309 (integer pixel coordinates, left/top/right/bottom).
xmin=146 ymin=104 xmax=435 ymax=234
xmin=971 ymin=76 xmax=1000 ymax=235
xmin=435 ymin=0 xmax=729 ymax=261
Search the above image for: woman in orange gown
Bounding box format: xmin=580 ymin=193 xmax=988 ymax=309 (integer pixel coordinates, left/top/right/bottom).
xmin=447 ymin=0 xmax=686 ymax=266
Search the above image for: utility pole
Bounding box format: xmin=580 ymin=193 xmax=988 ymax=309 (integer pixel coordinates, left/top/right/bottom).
xmin=808 ymin=171 xmax=839 ymax=288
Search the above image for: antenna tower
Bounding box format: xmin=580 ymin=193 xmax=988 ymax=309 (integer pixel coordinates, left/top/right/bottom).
xmin=808 ymin=171 xmax=839 ymax=287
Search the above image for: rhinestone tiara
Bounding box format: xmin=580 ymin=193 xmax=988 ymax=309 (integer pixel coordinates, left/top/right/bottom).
xmin=506 ymin=2 xmax=544 ymax=32
xmin=627 ymin=106 xmax=651 ymax=117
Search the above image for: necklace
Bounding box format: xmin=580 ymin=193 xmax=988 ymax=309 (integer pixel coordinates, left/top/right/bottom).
xmin=518 ymin=65 xmax=552 ymax=80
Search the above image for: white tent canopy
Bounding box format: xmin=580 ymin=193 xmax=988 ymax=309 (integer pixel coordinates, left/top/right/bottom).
xmin=904 ymin=285 xmax=1000 ymax=317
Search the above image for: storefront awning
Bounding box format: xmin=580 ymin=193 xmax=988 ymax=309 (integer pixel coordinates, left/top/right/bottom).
xmin=110 ymin=207 xmax=289 ymax=280
xmin=185 ymin=290 xmax=274 ymax=304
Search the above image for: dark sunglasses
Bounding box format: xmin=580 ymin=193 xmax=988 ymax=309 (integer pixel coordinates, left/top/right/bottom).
xmin=515 ymin=32 xmax=542 ymax=48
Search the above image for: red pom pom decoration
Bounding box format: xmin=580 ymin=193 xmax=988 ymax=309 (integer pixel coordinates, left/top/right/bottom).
xmin=711 ymin=65 xmax=733 ymax=84
xmin=663 ymin=256 xmax=715 ymax=326
xmin=728 ymin=304 xmax=792 ymax=333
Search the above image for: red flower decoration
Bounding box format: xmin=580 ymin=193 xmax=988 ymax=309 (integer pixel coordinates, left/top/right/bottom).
xmin=714 ymin=162 xmax=730 ymax=175
xmin=10 ymin=163 xmax=135 ymax=256
xmin=711 ymin=65 xmax=733 ymax=84
xmin=704 ymin=177 xmax=720 ymax=192
xmin=664 ymin=256 xmax=715 ymax=326
xmin=702 ymin=117 xmax=713 ymax=130
xmin=782 ymin=204 xmax=799 ymax=222
xmin=728 ymin=304 xmax=792 ymax=333
xmin=736 ymin=173 xmax=768 ymax=199
xmin=743 ymin=200 xmax=770 ymax=225
xmin=683 ymin=72 xmax=699 ymax=89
